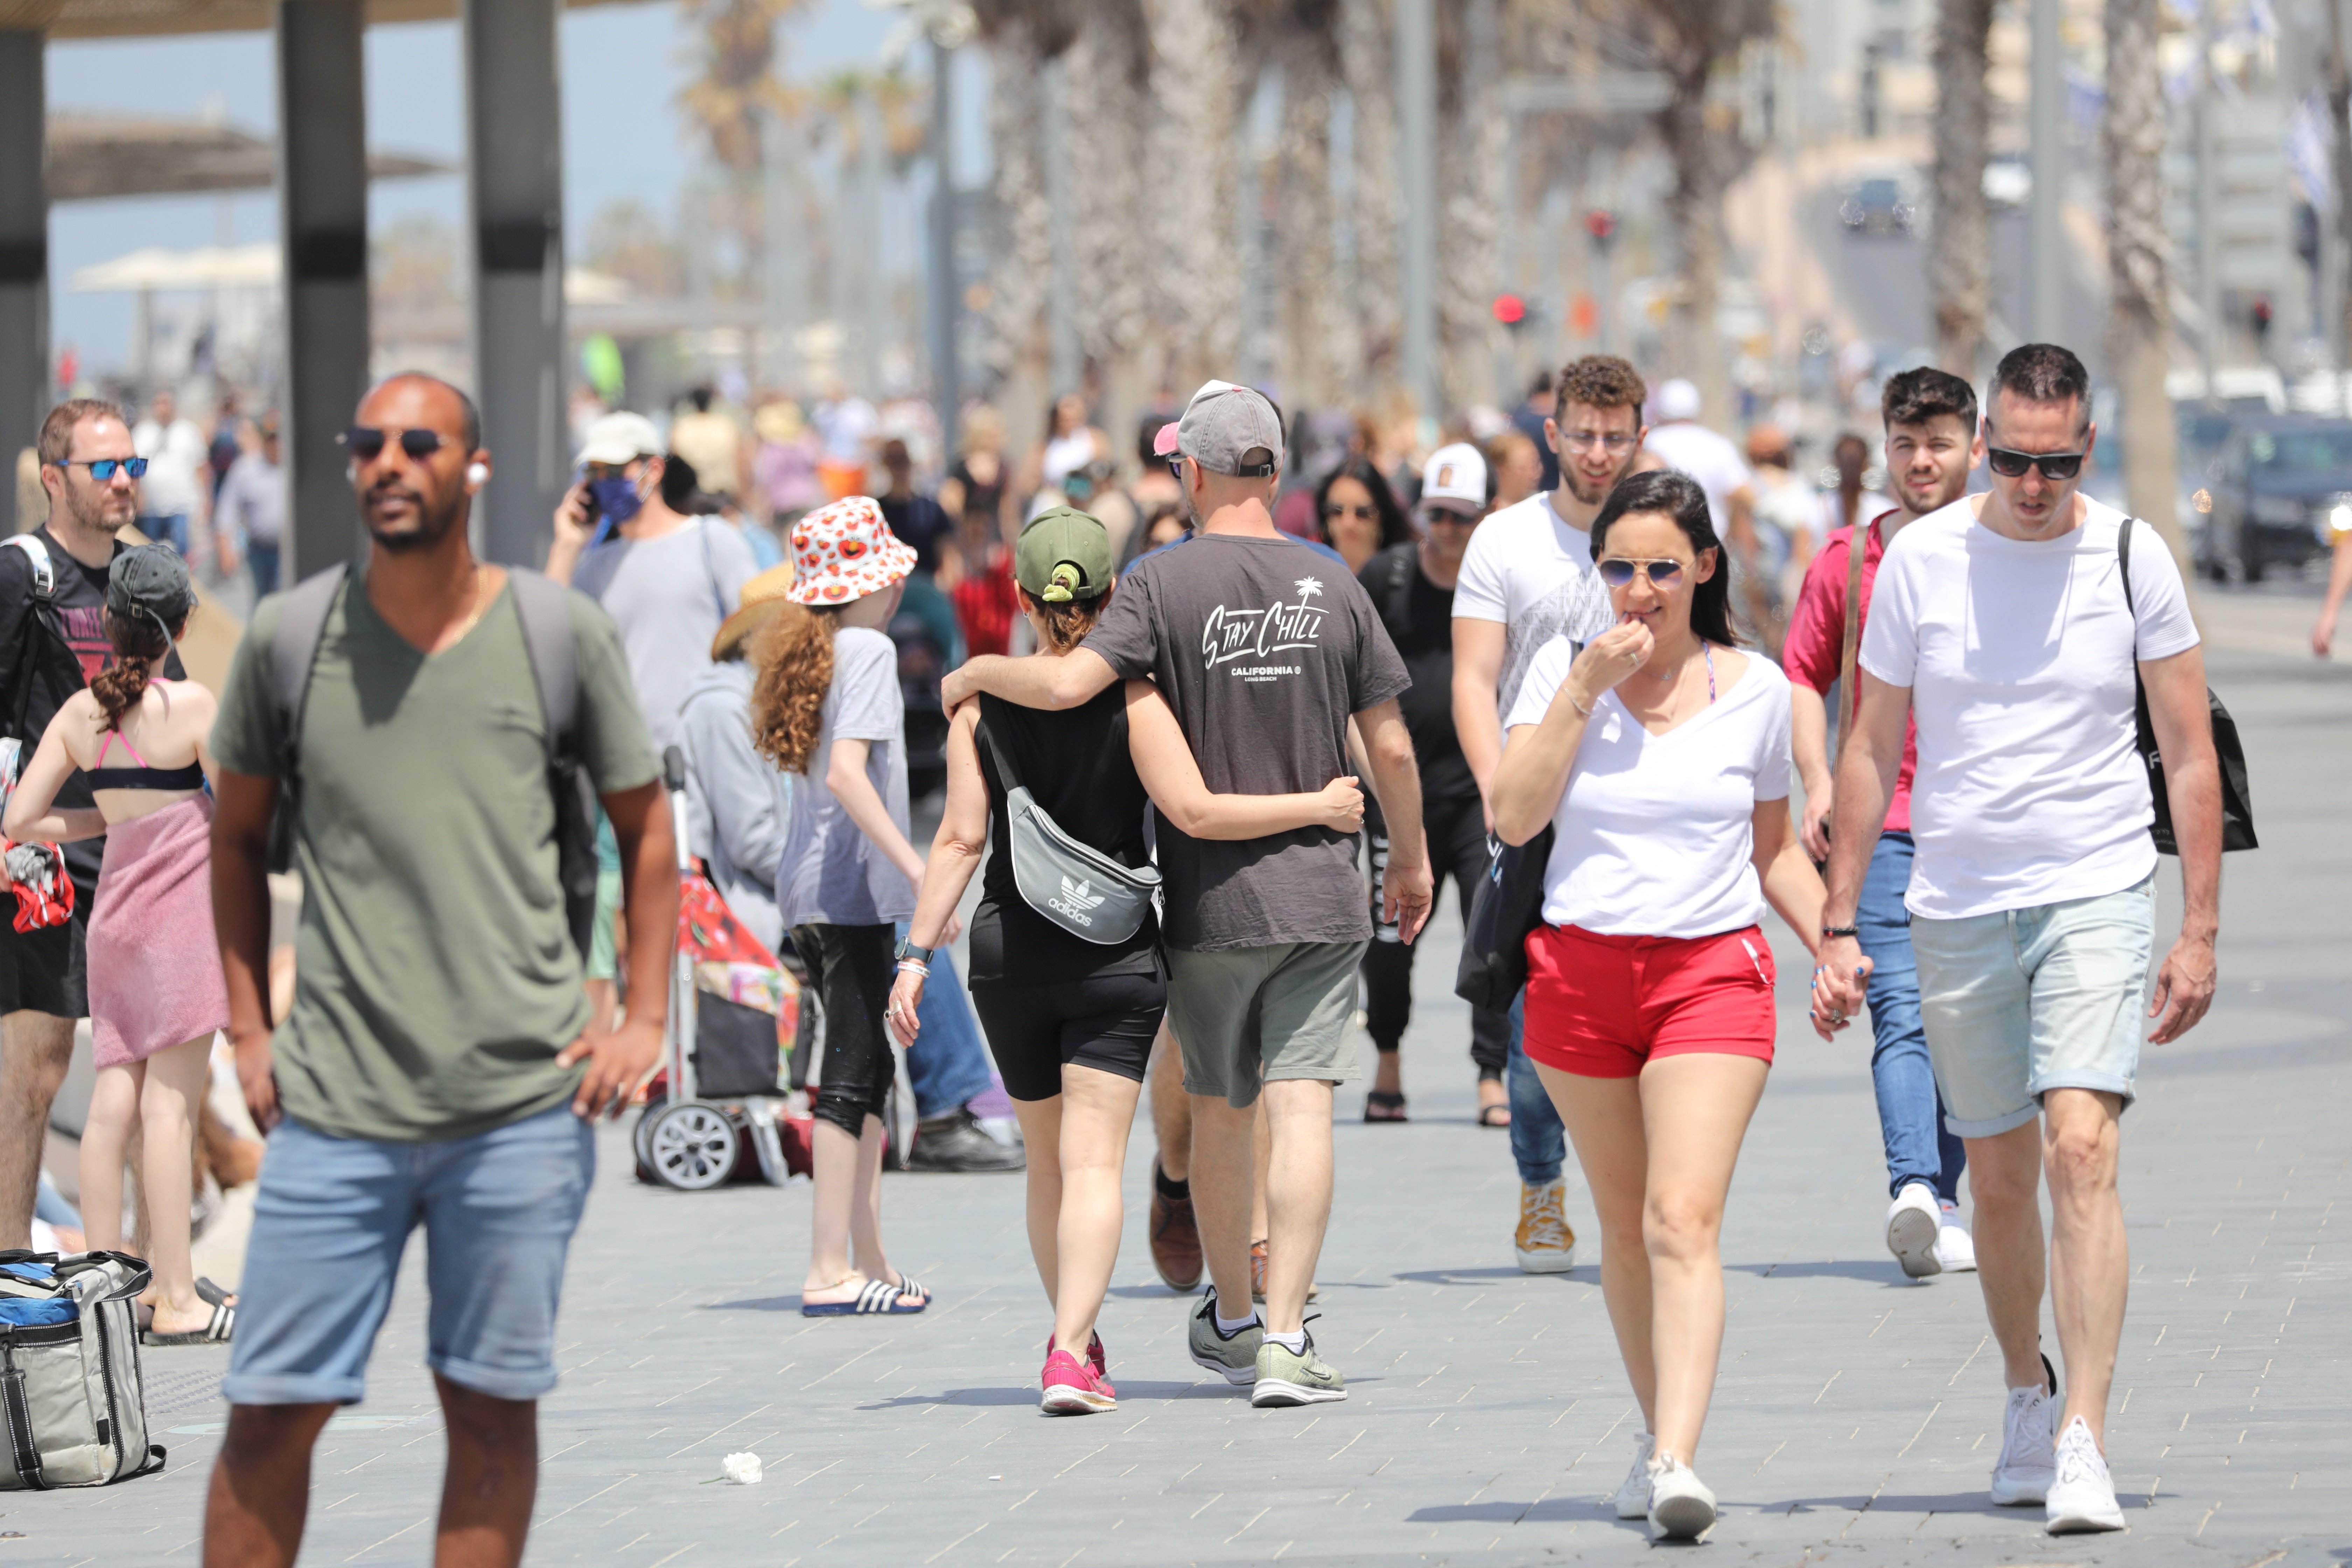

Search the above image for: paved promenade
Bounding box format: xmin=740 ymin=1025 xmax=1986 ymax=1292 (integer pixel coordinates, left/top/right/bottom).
xmin=11 ymin=629 xmax=2347 ymax=1566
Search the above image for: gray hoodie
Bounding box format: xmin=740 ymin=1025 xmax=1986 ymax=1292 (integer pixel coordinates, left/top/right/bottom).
xmin=676 ymin=659 xmax=795 ymax=954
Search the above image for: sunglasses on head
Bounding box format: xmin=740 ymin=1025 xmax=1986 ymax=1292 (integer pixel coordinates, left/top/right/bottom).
xmin=53 ymin=457 xmax=148 ymax=481
xmin=340 ymin=426 xmax=449 ymax=462
xmin=1596 ymin=557 xmax=1686 ymax=589
xmin=1984 ymin=446 xmax=2084 ymax=481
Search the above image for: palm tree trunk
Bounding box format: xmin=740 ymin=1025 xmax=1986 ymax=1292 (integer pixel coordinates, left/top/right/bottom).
xmin=2102 ymin=0 xmax=2190 ymax=574
xmin=1274 ymin=26 xmax=1346 ymax=411
xmin=2328 ymin=0 xmax=2352 ymax=379
xmin=1068 ymin=0 xmax=1155 ymax=444
xmin=1437 ymin=0 xmax=1506 ymax=413
xmin=1657 ymin=51 xmax=1731 ymax=422
xmin=1930 ymin=0 xmax=1995 ymax=378
xmin=1339 ymin=0 xmax=1402 ymax=393
xmin=1146 ymin=0 xmax=1248 ymax=392
xmin=984 ymin=18 xmax=1054 ymax=454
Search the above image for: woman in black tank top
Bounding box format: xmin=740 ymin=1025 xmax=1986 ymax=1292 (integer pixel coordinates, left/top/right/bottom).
xmin=885 ymin=508 xmax=1363 ymax=1416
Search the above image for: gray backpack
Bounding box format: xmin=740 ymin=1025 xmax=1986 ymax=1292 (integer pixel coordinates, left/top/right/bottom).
xmin=0 ymin=1252 xmax=164 ymax=1489
xmin=977 ymin=718 xmax=1160 ymax=945
xmin=267 ymin=564 xmax=600 ymax=955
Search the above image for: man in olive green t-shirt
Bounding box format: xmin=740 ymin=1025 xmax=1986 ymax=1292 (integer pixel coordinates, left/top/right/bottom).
xmin=200 ymin=374 xmax=677 ymax=1568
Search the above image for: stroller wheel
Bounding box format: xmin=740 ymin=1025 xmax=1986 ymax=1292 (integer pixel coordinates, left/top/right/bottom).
xmin=645 ymin=1100 xmax=739 ymax=1191
xmin=631 ymin=1091 xmax=669 ymax=1180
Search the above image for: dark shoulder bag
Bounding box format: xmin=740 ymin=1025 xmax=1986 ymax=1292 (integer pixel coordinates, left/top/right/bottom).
xmin=2118 ymin=518 xmax=2256 ymax=853
xmin=1455 ymin=827 xmax=1553 ymax=1013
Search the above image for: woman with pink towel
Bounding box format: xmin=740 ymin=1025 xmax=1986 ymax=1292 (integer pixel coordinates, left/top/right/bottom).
xmin=5 ymin=543 xmax=232 ymax=1345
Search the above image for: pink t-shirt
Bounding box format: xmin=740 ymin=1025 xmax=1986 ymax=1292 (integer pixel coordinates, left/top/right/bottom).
xmin=1782 ymin=510 xmax=1918 ymax=834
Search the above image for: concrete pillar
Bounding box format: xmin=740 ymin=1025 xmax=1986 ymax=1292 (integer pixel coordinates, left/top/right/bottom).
xmin=276 ymin=0 xmax=371 ymax=579
xmin=464 ymin=0 xmax=565 ymax=568
xmin=0 ymin=30 xmax=46 ymax=536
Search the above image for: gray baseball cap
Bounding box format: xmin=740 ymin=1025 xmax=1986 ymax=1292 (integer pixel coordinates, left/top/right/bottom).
xmin=106 ymin=542 xmax=194 ymax=628
xmin=1156 ymin=380 xmax=1284 ymax=478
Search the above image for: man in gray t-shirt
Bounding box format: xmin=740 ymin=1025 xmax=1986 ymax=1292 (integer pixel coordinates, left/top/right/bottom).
xmin=942 ymin=379 xmax=1433 ymax=1409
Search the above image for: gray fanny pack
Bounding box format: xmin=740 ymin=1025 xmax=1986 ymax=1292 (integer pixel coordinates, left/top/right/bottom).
xmin=979 ymin=718 xmax=1159 ymax=945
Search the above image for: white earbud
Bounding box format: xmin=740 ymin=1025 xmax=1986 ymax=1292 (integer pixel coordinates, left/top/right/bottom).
xmin=466 ymin=462 xmax=490 ymax=485
xmin=345 ymin=460 xmax=358 ymax=485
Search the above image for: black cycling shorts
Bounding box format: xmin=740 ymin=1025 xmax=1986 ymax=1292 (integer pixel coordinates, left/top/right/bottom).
xmin=969 ymin=971 xmax=1167 ymax=1103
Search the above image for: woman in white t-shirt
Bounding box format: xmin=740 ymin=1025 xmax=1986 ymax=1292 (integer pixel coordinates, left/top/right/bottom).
xmin=1491 ymin=469 xmax=1850 ymax=1540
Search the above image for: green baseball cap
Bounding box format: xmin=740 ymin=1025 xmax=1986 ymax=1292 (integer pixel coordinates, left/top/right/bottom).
xmin=1014 ymin=506 xmax=1115 ymax=603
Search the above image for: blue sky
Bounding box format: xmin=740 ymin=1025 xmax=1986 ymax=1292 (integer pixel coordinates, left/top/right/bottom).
xmin=45 ymin=0 xmax=975 ymax=374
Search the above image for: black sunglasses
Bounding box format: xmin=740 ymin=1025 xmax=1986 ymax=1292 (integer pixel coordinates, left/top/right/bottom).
xmin=1985 ymin=446 xmax=2084 ymax=481
xmin=1323 ymin=502 xmax=1377 ymax=521
xmin=1596 ymin=557 xmax=1686 ymax=589
xmin=340 ymin=426 xmax=449 ymax=462
xmin=52 ymin=457 xmax=148 ymax=481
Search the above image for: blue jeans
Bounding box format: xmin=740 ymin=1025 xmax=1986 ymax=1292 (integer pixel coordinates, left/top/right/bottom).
xmin=247 ymin=539 xmax=281 ymax=595
xmin=224 ymin=1103 xmax=595 ymax=1405
xmin=1505 ymin=991 xmax=1567 ymax=1187
xmin=1858 ymin=832 xmax=1965 ymax=1202
xmin=899 ymin=925 xmax=993 ymax=1119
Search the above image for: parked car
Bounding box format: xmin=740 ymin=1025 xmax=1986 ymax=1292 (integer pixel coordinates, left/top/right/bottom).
xmin=2200 ymin=415 xmax=2352 ymax=581
xmin=1839 ymin=175 xmax=1917 ymax=236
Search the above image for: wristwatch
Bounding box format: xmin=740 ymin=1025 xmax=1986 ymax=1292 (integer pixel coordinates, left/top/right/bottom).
xmin=894 ymin=938 xmax=934 ymax=965
xmin=1820 ymin=924 xmax=1860 ymax=940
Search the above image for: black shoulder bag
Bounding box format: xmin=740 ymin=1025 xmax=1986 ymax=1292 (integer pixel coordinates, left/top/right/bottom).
xmin=1454 ymin=825 xmax=1554 ymax=1013
xmin=2118 ymin=517 xmax=2256 ymax=853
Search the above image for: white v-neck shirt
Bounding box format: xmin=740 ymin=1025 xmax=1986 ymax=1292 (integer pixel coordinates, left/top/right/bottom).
xmin=1507 ymin=636 xmax=1792 ymax=937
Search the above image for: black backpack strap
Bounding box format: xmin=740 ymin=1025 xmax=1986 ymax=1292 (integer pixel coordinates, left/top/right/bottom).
xmin=2118 ymin=514 xmax=2140 ymax=623
xmin=506 ymin=569 xmax=580 ymax=770
xmin=1381 ymin=545 xmax=1415 ymax=642
xmin=268 ymin=565 xmax=349 ymax=784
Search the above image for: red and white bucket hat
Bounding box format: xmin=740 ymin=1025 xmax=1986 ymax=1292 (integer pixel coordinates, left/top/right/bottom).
xmin=786 ymin=495 xmax=918 ymax=606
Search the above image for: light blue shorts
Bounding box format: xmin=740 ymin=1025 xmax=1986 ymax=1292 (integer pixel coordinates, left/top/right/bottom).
xmin=1909 ymin=875 xmax=2155 ymax=1138
xmin=223 ymin=1102 xmax=595 ymax=1406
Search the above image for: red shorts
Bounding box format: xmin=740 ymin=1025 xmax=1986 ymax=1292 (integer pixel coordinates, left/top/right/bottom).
xmin=1521 ymin=923 xmax=1778 ymax=1078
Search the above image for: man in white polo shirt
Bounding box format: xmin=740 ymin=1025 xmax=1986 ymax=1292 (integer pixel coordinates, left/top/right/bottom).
xmin=1816 ymin=343 xmax=2222 ymax=1535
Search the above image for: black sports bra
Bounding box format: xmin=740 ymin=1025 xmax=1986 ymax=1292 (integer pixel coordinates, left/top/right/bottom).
xmin=86 ymin=730 xmax=204 ymax=792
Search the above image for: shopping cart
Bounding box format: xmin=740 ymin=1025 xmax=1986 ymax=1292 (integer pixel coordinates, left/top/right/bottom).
xmin=632 ymin=747 xmax=810 ymax=1190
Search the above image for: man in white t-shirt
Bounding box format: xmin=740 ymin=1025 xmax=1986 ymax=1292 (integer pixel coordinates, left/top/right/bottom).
xmin=131 ymin=390 xmax=208 ymax=559
xmin=1817 ymin=344 xmax=2222 ymax=1536
xmin=1452 ymin=354 xmax=1645 ymax=1276
xmin=1641 ymin=380 xmax=1766 ymax=642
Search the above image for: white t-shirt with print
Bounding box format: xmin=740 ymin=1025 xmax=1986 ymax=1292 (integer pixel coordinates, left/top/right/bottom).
xmin=1858 ymin=495 xmax=2200 ymax=920
xmin=1451 ymin=491 xmax=1616 ymax=718
xmin=1507 ymin=637 xmax=1793 ymax=938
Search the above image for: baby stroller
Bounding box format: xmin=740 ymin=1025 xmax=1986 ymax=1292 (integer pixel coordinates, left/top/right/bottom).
xmin=632 ymin=748 xmax=812 ymax=1190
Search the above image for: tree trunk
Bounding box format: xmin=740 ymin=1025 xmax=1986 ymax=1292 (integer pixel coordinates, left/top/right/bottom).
xmin=2328 ymin=0 xmax=2352 ymax=380
xmin=1930 ymin=0 xmax=1995 ymax=378
xmin=1273 ymin=29 xmax=1349 ymax=412
xmin=1146 ymin=0 xmax=1248 ymax=392
xmin=2103 ymin=0 xmax=2191 ymax=578
xmin=1067 ymin=0 xmax=1155 ymax=444
xmin=1657 ymin=52 xmax=1731 ymax=424
xmin=1437 ymin=0 xmax=1506 ymax=414
xmin=1339 ymin=0 xmax=1402 ymax=396
xmin=984 ymin=19 xmax=1054 ymax=457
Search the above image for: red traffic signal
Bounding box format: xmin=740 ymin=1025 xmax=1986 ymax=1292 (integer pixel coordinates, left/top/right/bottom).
xmin=1492 ymin=293 xmax=1528 ymax=327
xmin=1584 ymin=209 xmax=1616 ymax=241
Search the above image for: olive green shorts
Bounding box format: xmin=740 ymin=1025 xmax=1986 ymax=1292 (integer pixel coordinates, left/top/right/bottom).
xmin=1166 ymin=941 xmax=1367 ymax=1109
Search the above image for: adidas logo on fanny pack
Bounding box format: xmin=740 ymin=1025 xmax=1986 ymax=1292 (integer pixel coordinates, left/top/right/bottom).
xmin=1049 ymin=874 xmax=1107 ymax=925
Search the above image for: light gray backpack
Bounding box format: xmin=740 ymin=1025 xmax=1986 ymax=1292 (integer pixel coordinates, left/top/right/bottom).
xmin=977 ymin=718 xmax=1160 ymax=945
xmin=0 ymin=1252 xmax=164 ymax=1489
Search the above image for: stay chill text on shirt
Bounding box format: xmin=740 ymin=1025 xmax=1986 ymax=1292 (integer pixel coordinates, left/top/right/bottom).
xmin=1200 ymin=573 xmax=1331 ymax=683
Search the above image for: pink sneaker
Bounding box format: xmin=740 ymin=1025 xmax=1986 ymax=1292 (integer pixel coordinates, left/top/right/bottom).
xmin=1040 ymin=1348 xmax=1116 ymax=1415
xmin=1042 ymin=1330 xmax=1108 ymax=1380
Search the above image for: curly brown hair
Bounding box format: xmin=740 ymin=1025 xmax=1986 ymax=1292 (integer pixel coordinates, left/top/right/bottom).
xmin=1553 ymin=355 xmax=1647 ymax=424
xmin=749 ymin=602 xmax=840 ymax=774
xmin=88 ymin=608 xmax=175 ymax=731
xmin=1020 ymin=580 xmax=1112 ymax=655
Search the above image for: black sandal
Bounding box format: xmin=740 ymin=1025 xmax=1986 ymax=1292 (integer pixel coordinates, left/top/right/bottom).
xmin=1364 ymin=1091 xmax=1408 ymax=1123
xmin=1477 ymin=1102 xmax=1511 ymax=1128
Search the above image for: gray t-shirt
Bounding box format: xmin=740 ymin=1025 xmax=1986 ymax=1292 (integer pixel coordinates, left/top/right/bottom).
xmin=775 ymin=625 xmax=915 ymax=929
xmin=573 ymin=517 xmax=759 ymax=751
xmin=1083 ymin=532 xmax=1411 ymax=951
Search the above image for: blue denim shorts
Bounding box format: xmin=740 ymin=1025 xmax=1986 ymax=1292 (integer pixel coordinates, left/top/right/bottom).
xmin=1909 ymin=875 xmax=2155 ymax=1138
xmin=223 ymin=1102 xmax=595 ymax=1406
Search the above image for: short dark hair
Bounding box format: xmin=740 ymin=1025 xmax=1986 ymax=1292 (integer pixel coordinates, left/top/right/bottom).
xmin=1137 ymin=415 xmax=1175 ymax=470
xmin=1589 ymin=469 xmax=1739 ymax=648
xmin=1988 ymin=343 xmax=2089 ymax=430
xmin=1554 ymin=355 xmax=1647 ymax=427
xmin=1881 ymin=366 xmax=1977 ymax=431
xmin=367 ymin=372 xmax=482 ymax=451
xmin=37 ymin=398 xmax=126 ymax=465
xmin=1527 ymin=369 xmax=1555 ymax=399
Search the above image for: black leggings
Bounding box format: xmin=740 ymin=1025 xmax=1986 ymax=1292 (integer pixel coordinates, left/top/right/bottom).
xmin=794 ymin=922 xmax=898 ymax=1139
xmin=969 ymin=970 xmax=1167 ymax=1103
xmin=1362 ymin=790 xmax=1510 ymax=1078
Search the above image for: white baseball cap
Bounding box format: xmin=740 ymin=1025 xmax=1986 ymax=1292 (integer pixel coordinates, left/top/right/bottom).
xmin=1654 ymin=378 xmax=1703 ymax=422
xmin=577 ymin=411 xmax=662 ymax=467
xmin=1419 ymin=443 xmax=1489 ymax=512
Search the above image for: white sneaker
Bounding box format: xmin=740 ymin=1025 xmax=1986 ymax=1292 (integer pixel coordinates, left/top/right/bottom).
xmin=1646 ymin=1451 xmax=1717 ymax=1541
xmin=1991 ymin=1371 xmax=2059 ymax=1506
xmin=2045 ymin=1416 xmax=2125 ymax=1533
xmin=1885 ymin=1181 xmax=1942 ymax=1278
xmin=1611 ymin=1431 xmax=1655 ymax=1518
xmin=1934 ymin=1202 xmax=1978 ymax=1273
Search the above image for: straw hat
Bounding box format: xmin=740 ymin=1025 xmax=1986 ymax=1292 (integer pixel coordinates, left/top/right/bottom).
xmin=711 ymin=562 xmax=797 ymax=660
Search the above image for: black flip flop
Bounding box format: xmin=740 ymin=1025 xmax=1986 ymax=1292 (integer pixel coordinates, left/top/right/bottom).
xmin=1477 ymin=1102 xmax=1511 ymax=1128
xmin=1363 ymin=1091 xmax=1408 ymax=1123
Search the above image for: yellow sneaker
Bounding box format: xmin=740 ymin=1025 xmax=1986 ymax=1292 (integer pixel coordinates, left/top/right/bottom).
xmin=1515 ymin=1178 xmax=1576 ymax=1274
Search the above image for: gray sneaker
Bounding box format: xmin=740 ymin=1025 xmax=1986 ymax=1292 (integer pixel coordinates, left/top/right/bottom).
xmin=1251 ymin=1329 xmax=1346 ymax=1407
xmin=1186 ymin=1290 xmax=1259 ymax=1386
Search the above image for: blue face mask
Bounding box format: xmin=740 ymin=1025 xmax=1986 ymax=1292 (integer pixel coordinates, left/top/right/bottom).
xmin=588 ymin=475 xmax=644 ymax=534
